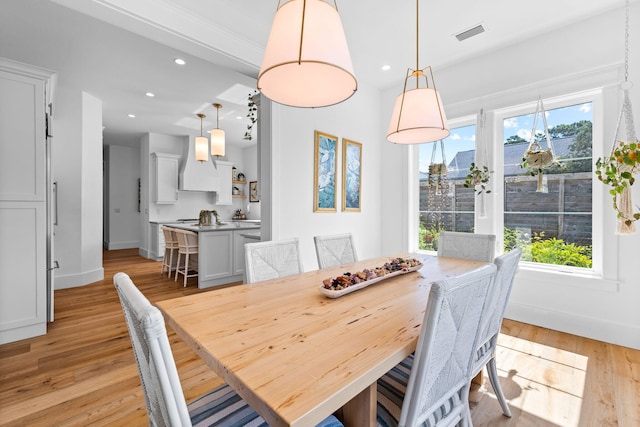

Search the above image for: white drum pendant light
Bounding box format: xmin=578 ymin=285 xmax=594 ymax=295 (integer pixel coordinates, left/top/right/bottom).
xmin=195 ymin=113 xmax=209 ymax=162
xmin=387 ymin=0 xmax=449 ymax=144
xmin=210 ymin=103 xmax=225 ymax=157
xmin=257 ymin=0 xmax=357 ymax=108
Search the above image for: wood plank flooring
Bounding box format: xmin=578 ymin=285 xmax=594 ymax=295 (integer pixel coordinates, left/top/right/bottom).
xmin=1 ymin=249 xmax=638 ymax=426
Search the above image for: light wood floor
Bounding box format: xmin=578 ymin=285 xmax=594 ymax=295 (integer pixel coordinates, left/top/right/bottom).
xmin=1 ymin=249 xmax=638 ymax=427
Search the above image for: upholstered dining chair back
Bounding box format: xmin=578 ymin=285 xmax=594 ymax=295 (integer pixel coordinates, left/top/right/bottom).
xmin=244 ymin=238 xmax=303 ymax=284
xmin=377 ymin=264 xmax=496 ymax=427
xmin=471 ymin=247 xmax=522 ymax=417
xmin=114 ymin=272 xmax=192 ymax=426
xmin=314 ymin=233 xmax=358 ymax=269
xmin=437 ymin=231 xmax=496 ymax=262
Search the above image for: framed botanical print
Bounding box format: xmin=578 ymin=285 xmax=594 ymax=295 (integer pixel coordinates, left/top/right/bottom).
xmin=342 ymin=138 xmax=362 ymax=212
xmin=313 ymin=130 xmax=338 ymax=212
xmin=249 ymin=181 xmax=259 ymax=202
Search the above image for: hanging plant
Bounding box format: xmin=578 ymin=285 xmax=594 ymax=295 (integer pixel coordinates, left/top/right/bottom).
xmin=243 ymin=91 xmax=258 ymax=140
xmin=520 ymin=97 xmax=558 ymax=192
xmin=464 ymin=162 xmax=492 ymax=195
xmin=595 ymin=140 xmax=640 ymax=227
xmin=594 ymin=0 xmax=639 ymax=234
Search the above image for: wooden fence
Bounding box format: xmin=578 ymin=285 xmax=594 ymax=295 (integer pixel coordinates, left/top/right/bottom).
xmin=420 ymin=172 xmax=592 ymax=246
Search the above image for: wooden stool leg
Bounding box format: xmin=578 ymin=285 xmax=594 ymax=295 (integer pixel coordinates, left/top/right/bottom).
xmin=183 ymin=253 xmax=188 ymax=287
xmin=175 ymin=253 xmax=181 ymax=282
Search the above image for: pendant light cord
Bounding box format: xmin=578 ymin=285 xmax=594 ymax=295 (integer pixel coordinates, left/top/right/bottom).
xmin=624 ymin=0 xmax=630 ymax=83
xmin=415 ymin=0 xmax=419 ymax=72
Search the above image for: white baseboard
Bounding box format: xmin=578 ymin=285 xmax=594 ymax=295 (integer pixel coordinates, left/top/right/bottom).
xmin=107 ymin=240 xmax=140 ymax=250
xmin=0 ymin=322 xmax=46 ymax=345
xmin=54 ymin=268 xmax=104 ymax=289
xmin=505 ymin=301 xmax=640 ymax=350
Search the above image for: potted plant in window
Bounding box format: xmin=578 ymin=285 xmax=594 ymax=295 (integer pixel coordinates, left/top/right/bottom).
xmin=464 ymin=162 xmax=492 ymax=195
xmin=595 ymin=139 xmax=640 ymax=231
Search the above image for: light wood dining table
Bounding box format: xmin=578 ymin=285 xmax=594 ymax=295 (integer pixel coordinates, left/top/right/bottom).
xmin=156 ymin=253 xmax=487 ymax=427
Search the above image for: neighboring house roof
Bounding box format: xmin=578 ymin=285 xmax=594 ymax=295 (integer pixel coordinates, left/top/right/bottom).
xmin=420 ymin=137 xmax=576 ymax=180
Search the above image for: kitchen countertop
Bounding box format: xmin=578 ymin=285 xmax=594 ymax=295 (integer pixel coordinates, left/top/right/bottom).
xmin=163 ymin=222 xmax=260 ymax=232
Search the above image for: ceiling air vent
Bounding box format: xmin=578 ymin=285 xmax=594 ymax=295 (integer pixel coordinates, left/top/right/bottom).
xmin=455 ymin=24 xmax=485 ymax=42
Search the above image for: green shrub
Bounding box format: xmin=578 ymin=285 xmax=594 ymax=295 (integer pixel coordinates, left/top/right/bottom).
xmin=504 ymin=227 xmax=592 ymax=268
xmin=419 ymin=222 xmax=444 ymax=251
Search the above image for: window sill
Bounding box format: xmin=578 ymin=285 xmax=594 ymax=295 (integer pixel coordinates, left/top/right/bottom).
xmin=517 ymin=262 xmax=619 ymax=293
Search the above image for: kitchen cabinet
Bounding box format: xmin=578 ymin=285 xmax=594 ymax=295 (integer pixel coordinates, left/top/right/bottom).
xmin=152 ymin=152 xmax=180 ymax=204
xmin=149 ymin=222 xmax=165 ymax=261
xmin=0 ymin=59 xmax=55 ymax=344
xmin=168 ymin=224 xmax=259 ymax=288
xmin=233 ymin=230 xmax=246 ymax=276
xmin=215 ymin=160 xmax=233 ymax=205
xmin=199 ymin=230 xmax=234 ymax=281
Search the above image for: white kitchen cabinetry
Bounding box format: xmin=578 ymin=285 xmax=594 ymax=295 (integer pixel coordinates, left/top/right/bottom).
xmin=233 ymin=231 xmax=246 ymax=276
xmin=152 ymin=152 xmax=180 ymax=204
xmin=0 ymin=59 xmax=55 ymax=344
xmin=149 ymin=222 xmax=165 ymax=261
xmin=199 ymin=230 xmax=234 ymax=282
xmin=197 ymin=228 xmax=259 ymax=288
xmin=215 ymin=160 xmax=233 ymax=205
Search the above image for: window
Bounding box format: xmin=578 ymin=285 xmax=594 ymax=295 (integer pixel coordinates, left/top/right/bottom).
xmin=500 ymin=100 xmax=594 ymax=269
xmin=418 ymin=121 xmax=476 ymax=250
xmin=415 ymin=91 xmax=602 ymax=273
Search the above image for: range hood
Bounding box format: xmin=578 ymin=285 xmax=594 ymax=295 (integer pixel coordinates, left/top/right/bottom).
xmin=179 ymin=138 xmax=221 ymax=192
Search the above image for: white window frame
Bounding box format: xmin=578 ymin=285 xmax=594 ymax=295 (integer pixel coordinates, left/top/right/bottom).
xmin=492 ymin=90 xmax=604 ymax=277
xmin=413 ymin=115 xmax=478 ymax=254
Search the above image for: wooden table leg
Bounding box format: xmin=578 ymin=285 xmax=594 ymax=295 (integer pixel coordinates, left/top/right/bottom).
xmin=341 ymin=383 xmax=376 ymax=427
xmin=472 ymin=370 xmax=483 ymax=386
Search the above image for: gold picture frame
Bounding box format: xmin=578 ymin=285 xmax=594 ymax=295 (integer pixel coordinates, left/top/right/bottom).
xmin=313 ymin=130 xmax=338 ymax=212
xmin=342 ymin=139 xmax=362 ymax=212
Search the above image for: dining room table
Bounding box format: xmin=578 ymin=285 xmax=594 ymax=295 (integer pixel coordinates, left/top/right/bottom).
xmin=156 ymin=252 xmax=488 ymax=427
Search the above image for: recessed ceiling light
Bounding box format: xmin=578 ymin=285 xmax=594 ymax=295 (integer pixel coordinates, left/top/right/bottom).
xmin=236 ymin=116 xmax=243 ymax=120
xmin=128 ymin=114 xmax=135 ymax=118
xmin=174 ymin=58 xmax=186 ymax=65
xmin=145 ymin=92 xmax=155 ymax=97
xmin=381 ymin=65 xmax=391 ymax=71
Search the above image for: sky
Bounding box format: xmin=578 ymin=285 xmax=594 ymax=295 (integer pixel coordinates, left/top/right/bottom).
xmin=418 ymin=102 xmax=593 ymax=173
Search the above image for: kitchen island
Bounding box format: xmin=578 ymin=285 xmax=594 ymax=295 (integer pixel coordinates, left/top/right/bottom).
xmin=166 ymin=222 xmax=260 ymax=288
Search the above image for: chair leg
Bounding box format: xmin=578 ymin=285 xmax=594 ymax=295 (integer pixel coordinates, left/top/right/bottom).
xmin=487 ymin=358 xmax=511 ymax=417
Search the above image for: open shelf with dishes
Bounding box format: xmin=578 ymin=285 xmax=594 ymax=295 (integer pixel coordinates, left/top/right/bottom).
xmin=232 ymin=180 xmax=247 ymax=198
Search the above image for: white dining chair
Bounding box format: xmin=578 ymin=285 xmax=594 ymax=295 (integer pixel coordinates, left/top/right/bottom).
xmin=113 ymin=272 xmax=343 ymax=427
xmin=174 ymin=229 xmax=198 ymax=287
xmin=314 ymin=233 xmax=358 ymax=269
xmin=244 ymin=238 xmax=303 ymax=284
xmin=161 ymin=226 xmax=179 ymax=278
xmin=376 ymin=264 xmax=497 ymax=427
xmin=470 ymin=247 xmax=522 ymax=418
xmin=437 ymin=231 xmax=496 ymax=262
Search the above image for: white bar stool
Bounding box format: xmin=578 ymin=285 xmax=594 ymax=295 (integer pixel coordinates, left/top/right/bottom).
xmin=174 ymin=229 xmax=199 ymax=287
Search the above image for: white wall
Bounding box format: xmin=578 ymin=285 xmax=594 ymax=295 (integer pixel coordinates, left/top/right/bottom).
xmin=104 ymin=144 xmax=141 ymax=249
xmin=53 ymin=89 xmax=104 ymax=289
xmin=381 ymin=4 xmax=640 ymax=349
xmin=269 ymin=83 xmax=384 ymax=271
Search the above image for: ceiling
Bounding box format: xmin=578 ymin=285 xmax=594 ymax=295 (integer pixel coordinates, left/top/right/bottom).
xmin=1 ymin=0 xmax=632 ymax=148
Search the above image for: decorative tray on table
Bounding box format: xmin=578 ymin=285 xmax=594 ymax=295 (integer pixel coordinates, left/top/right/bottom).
xmin=319 ymin=257 xmax=423 ymax=298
